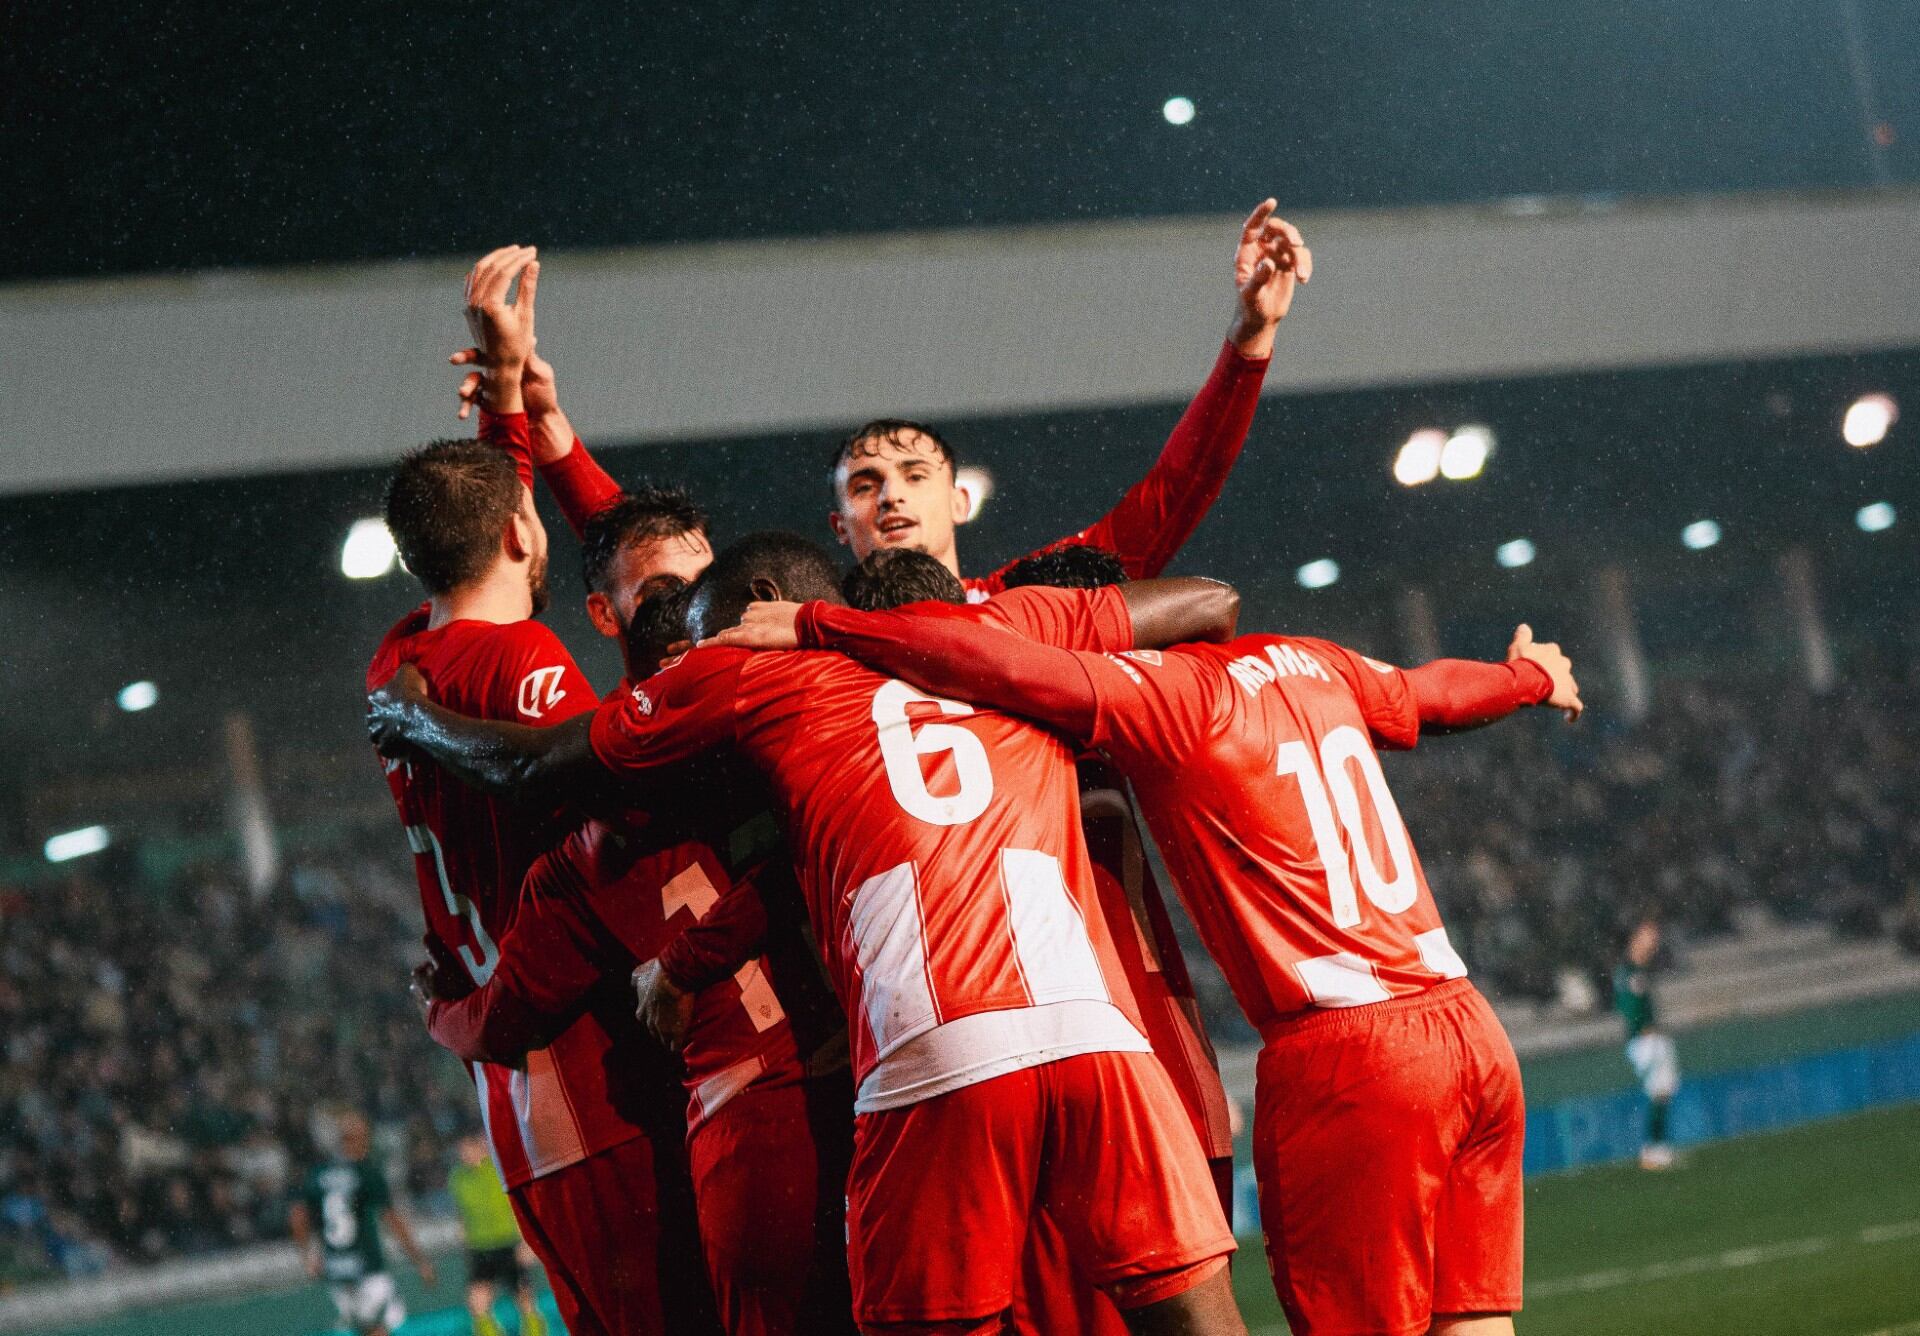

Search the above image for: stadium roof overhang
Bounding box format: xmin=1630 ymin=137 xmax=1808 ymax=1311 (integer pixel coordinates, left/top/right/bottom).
xmin=3 ymin=187 xmax=1918 ymax=495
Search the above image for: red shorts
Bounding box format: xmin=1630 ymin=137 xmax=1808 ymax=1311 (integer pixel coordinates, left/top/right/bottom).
xmin=1253 ymin=979 xmax=1524 ymax=1336
xmin=1010 ymin=1154 xmax=1235 ymax=1336
xmin=847 ymin=1050 xmax=1234 ymax=1327
xmin=688 ymin=1073 xmax=857 ymax=1335
xmin=510 ymin=1130 xmax=721 ymax=1336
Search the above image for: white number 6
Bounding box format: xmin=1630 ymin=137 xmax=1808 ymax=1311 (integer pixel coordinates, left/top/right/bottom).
xmin=872 ymin=680 xmax=994 ymax=826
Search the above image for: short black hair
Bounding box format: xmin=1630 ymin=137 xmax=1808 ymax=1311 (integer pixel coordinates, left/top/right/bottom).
xmin=843 ymin=548 xmax=967 ymax=611
xmin=383 ymin=440 xmax=523 ymax=595
xmin=826 ymin=419 xmax=958 ymax=501
xmin=678 ymin=531 xmax=846 ymax=645
xmin=998 ymin=543 xmax=1130 ymax=592
xmin=580 ymin=484 xmax=710 ymax=596
xmin=627 ymin=581 xmax=696 ymax=678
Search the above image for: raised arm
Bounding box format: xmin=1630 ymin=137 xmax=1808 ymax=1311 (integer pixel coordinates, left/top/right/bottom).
xmin=369 ymin=665 xmax=600 ymax=802
xmin=796 ymin=603 xmax=1101 ymax=742
xmin=976 ymin=202 xmax=1309 ymax=589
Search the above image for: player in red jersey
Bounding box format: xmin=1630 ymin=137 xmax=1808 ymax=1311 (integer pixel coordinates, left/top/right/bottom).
xmin=708 ymin=592 xmax=1582 ymax=1336
xmin=412 ymin=805 xmax=856 ymax=1336
xmin=371 ymin=246 xmax=720 ymax=1335
xmin=826 ymin=546 xmax=1238 ymax=1336
xmin=369 ymin=533 xmax=1249 ymax=1335
xmin=824 ymin=200 xmax=1308 ymax=600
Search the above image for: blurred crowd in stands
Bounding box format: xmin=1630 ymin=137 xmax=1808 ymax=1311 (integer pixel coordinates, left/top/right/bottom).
xmin=5 ymin=663 xmax=1920 ymax=1281
xmin=0 ymin=850 xmax=470 ymax=1288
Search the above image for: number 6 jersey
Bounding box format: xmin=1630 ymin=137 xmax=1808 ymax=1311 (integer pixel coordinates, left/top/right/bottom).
xmin=588 ymin=592 xmax=1151 ymax=1114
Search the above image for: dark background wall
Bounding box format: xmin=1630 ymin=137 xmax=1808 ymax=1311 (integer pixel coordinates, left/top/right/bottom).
xmin=7 ymin=0 xmax=1917 ymax=280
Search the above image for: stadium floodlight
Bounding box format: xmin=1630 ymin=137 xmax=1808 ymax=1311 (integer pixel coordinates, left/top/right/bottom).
xmin=1296 ymin=558 xmax=1340 ymax=590
xmin=1682 ymin=519 xmax=1722 ymax=551
xmin=954 ymin=466 xmax=994 ymax=524
xmin=1857 ymin=501 xmax=1896 ymax=533
xmin=1842 ymin=393 xmax=1897 ymax=448
xmin=1162 ymin=96 xmax=1196 ymax=126
xmin=1439 ymin=425 xmax=1494 ymax=481
xmin=341 ymin=518 xmax=398 ymax=579
xmin=116 ymin=680 xmax=159 ymax=712
xmin=45 ymin=825 xmax=110 ymax=863
xmin=1496 ymin=538 xmax=1536 ymax=569
xmin=1393 ymin=429 xmax=1446 ymax=486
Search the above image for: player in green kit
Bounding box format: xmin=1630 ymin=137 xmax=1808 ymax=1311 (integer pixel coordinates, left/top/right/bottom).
xmin=1616 ymin=920 xmax=1681 ymax=1170
xmin=289 ymin=1112 xmax=437 ymax=1336
xmin=449 ymin=1134 xmax=547 ymax=1336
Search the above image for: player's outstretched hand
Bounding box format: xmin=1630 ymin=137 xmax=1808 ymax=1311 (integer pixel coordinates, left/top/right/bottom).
xmin=700 ymin=601 xmax=803 ymax=652
xmin=1230 ymin=198 xmax=1312 ymax=358
xmin=1509 ymin=624 xmax=1582 ymax=722
xmin=631 ymin=959 xmax=695 ymax=1051
xmin=459 ymin=244 xmax=539 ymax=414
xmin=367 ymin=664 xmax=429 ymax=756
xmin=452 ymin=347 xmax=563 ymax=431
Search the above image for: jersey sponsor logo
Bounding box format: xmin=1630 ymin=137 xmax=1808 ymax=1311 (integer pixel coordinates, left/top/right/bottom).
xmin=1103 ymin=654 xmax=1146 ymax=685
xmin=1361 ymin=655 xmax=1396 ymax=675
xmin=1226 ymin=642 xmax=1331 ymax=696
xmin=516 ymin=666 xmax=569 ymax=719
xmin=1120 ymin=650 xmax=1164 ymax=667
xmin=628 ymin=683 xmax=656 ymax=716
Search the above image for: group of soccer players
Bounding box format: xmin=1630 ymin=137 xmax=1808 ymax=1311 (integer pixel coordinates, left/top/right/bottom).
xmin=362 ymin=204 xmax=1583 ymax=1336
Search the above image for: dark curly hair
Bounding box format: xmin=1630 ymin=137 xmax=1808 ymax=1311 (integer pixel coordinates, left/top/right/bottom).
xmin=843 ymin=548 xmax=967 ymax=611
xmin=580 ymin=484 xmax=710 ymax=595
xmin=998 ymin=543 xmax=1130 ymax=592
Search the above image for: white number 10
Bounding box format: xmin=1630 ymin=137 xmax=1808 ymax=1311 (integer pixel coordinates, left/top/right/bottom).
xmin=1274 ymin=725 xmax=1418 ymax=929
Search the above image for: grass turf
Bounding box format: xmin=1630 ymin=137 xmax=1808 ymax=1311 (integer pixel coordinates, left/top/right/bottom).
xmin=1232 ymin=1104 xmax=1920 ymax=1335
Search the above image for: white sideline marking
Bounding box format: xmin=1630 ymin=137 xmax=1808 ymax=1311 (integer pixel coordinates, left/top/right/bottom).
xmin=1527 ymin=1219 xmax=1919 ymax=1299
xmin=1245 ymin=1219 xmax=1919 ymax=1332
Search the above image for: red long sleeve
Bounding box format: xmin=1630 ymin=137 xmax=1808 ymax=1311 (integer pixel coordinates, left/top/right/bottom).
xmin=477 ymin=409 xmax=536 ymax=491
xmin=1405 ymin=658 xmax=1553 ymax=731
xmin=427 ymin=982 xmax=561 ymax=1066
xmin=657 ymin=876 xmax=769 ymax=992
xmin=974 ymin=340 xmax=1269 ymax=591
xmin=538 ymin=437 xmax=623 ymax=539
xmin=797 ymin=602 xmax=1100 ymax=740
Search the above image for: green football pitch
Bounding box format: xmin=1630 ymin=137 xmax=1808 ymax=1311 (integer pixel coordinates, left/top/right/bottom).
xmin=1234 ymin=1104 xmax=1920 ymax=1336
xmin=40 ymin=1102 xmax=1919 ymax=1336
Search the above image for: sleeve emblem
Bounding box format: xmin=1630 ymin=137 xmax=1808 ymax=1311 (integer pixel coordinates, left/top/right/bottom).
xmin=517 ymin=665 xmax=570 ymax=719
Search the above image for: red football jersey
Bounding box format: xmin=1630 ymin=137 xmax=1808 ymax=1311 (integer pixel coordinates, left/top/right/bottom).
xmin=367 ymin=608 xmax=639 ymax=1187
xmin=588 ymin=624 xmax=1149 ymax=1113
xmin=1077 ymin=759 xmax=1234 ymax=1164
xmin=496 ymin=812 xmax=834 ymax=1138
xmin=1080 ymin=636 xmax=1467 ymax=1034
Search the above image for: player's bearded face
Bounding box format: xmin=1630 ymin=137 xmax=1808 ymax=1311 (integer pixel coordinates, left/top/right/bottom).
xmin=833 ymin=433 xmax=966 ymax=565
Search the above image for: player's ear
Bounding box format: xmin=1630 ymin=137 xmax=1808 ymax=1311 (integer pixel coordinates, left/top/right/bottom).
xmin=827 ymin=511 xmax=850 ymax=546
xmin=504 ymin=511 xmax=535 ymax=561
xmin=748 ymin=575 xmax=781 ymax=604
xmin=948 ymin=481 xmax=970 ymax=526
xmin=585 ymin=591 xmax=621 ymax=640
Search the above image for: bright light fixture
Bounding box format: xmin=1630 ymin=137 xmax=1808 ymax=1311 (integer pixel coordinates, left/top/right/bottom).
xmin=954 ymin=467 xmax=994 ymax=524
xmin=45 ymin=825 xmax=110 ymax=863
xmin=1496 ymin=538 xmax=1536 ymax=569
xmin=1440 ymin=425 xmax=1494 ymax=481
xmin=341 ymin=519 xmax=398 ymax=579
xmin=1682 ymin=519 xmax=1722 ymax=551
xmin=1296 ymin=558 xmax=1340 ymax=590
xmin=1393 ymin=429 xmax=1446 ymax=486
xmin=117 ymin=681 xmax=159 ymax=712
xmin=1857 ymin=501 xmax=1896 ymax=533
xmin=1842 ymin=393 xmax=1897 ymax=448
xmin=1162 ymin=96 xmax=1196 ymax=126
